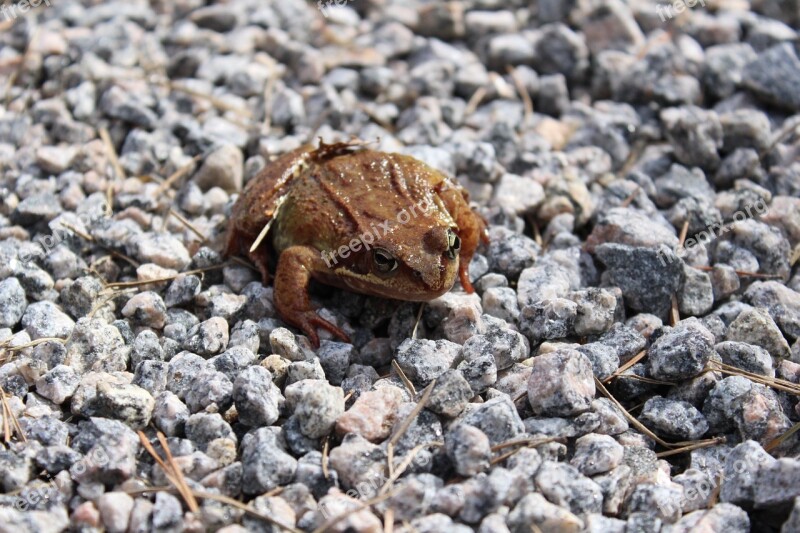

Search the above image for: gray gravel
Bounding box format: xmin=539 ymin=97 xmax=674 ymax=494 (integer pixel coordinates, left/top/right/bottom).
xmin=1 ymin=0 xmax=800 ymax=531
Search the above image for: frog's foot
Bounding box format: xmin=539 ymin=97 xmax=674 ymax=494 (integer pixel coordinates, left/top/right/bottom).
xmin=435 ymin=179 xmax=488 ymax=294
xmin=273 ymin=245 xmax=351 ymax=348
xmin=288 ymin=310 xmax=351 ymax=348
xmin=480 ymin=224 xmax=490 ymax=245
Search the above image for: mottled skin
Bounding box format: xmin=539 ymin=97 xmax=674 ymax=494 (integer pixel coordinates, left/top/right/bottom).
xmin=225 ymin=141 xmax=488 ymax=346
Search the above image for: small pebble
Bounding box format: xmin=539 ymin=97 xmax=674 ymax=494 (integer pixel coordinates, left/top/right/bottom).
xmin=335 ymin=386 xmax=404 ymax=442
xmin=528 ymin=349 xmax=595 ymax=417
xmin=284 ymin=379 xmax=345 ymax=439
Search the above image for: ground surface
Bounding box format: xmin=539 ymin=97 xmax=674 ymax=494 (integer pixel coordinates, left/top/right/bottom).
xmin=1 ymin=0 xmax=800 ymax=532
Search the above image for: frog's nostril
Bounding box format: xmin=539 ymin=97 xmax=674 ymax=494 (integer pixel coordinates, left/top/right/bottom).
xmin=423 ymin=227 xmax=448 ymax=253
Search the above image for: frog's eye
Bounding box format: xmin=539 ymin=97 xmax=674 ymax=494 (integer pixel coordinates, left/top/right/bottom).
xmin=446 ymin=229 xmax=461 ymax=260
xmin=373 ymin=248 xmax=399 ymax=274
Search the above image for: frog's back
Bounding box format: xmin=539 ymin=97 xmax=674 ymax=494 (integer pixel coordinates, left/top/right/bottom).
xmin=279 ymin=150 xmax=452 ymax=250
xmin=229 ymin=145 xmax=315 ymax=238
xmin=321 ymin=150 xmax=445 ymax=204
xmin=236 ymin=144 xmax=457 ymax=256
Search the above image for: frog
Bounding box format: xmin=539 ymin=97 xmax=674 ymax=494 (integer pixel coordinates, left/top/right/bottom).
xmin=224 ymin=140 xmax=488 ymax=347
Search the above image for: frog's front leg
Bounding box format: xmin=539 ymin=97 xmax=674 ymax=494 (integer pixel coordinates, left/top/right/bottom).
xmin=273 ymin=245 xmax=351 ymax=347
xmin=435 ymin=183 xmax=489 ymax=293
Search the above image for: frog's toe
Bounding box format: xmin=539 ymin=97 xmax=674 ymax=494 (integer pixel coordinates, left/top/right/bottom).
xmin=459 ymin=264 xmax=475 ymax=294
xmin=295 ymin=311 xmax=351 ymax=348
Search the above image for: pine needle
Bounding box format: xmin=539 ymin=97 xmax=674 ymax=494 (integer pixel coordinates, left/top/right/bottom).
xmin=106 ymin=264 xmax=225 ymax=289
xmin=311 ymin=491 xmax=397 ymax=533
xmin=379 ymin=441 xmax=443 ymax=496
xmin=766 ymin=421 xmax=800 ymax=453
xmin=489 ymin=436 xmax=561 ymax=465
xmin=670 ymin=293 xmax=680 ymax=326
xmin=388 ymin=380 xmax=434 ymax=450
xmin=678 ymin=220 xmax=689 ymax=247
xmin=322 ymin=436 xmax=331 ymax=480
xmin=656 ymin=437 xmax=726 ymax=458
xmin=384 ymin=508 xmax=394 ymax=533
xmin=385 ymin=380 xmax=435 ymax=479
xmin=137 ymin=430 xmax=199 ymax=513
xmin=391 ymin=360 xmax=416 ymax=397
xmin=155 ymin=154 xmax=204 ymax=195
xmin=411 ymin=303 xmax=425 ymax=340
xmin=465 ymin=86 xmax=487 ymax=116
xmin=192 ymin=489 xmax=301 ymax=532
xmin=707 ymin=361 xmax=800 ymax=396
xmin=99 ymin=127 xmax=125 ymax=215
xmin=620 ymin=185 xmax=642 ymax=208
xmin=594 ymin=377 xmax=671 ymax=448
xmin=168 ymin=208 xmax=207 ymax=243
xmin=507 ymin=66 xmax=533 ymax=125
xmin=692 ymin=265 xmax=783 ymax=279
xmin=166 ymin=81 xmax=252 ymax=119
xmin=1 ymin=386 xmax=26 ymax=443
xmin=125 ymin=486 xmax=301 ymax=533
xmin=603 ymin=349 xmax=647 ymax=383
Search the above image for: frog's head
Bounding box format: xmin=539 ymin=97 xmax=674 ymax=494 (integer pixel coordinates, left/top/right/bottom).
xmin=331 ymin=224 xmax=462 ymax=301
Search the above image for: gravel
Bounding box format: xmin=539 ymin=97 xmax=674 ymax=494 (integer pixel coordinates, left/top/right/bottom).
xmin=648 ymin=317 xmax=716 ymax=381
xmin=232 ymin=366 xmax=284 ymax=427
xmin=2 ymin=1 xmax=800 ymax=531
xmin=528 ymin=349 xmax=595 ymax=416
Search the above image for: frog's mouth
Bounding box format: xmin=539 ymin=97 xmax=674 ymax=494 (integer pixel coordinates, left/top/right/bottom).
xmin=320 ymin=260 xmax=459 ymax=302
xmin=344 ymin=276 xmax=455 ymax=301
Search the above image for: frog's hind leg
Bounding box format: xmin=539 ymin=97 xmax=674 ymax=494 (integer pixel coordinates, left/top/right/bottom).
xmin=246 ymin=242 xmax=272 ymax=286
xmin=273 ymin=245 xmax=351 ymax=347
xmin=434 ymin=183 xmax=489 ymax=294
xmin=225 ymin=228 xmax=271 ymax=285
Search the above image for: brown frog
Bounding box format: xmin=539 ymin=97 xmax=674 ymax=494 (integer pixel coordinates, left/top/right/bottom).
xmin=224 ymin=141 xmax=488 ymax=346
